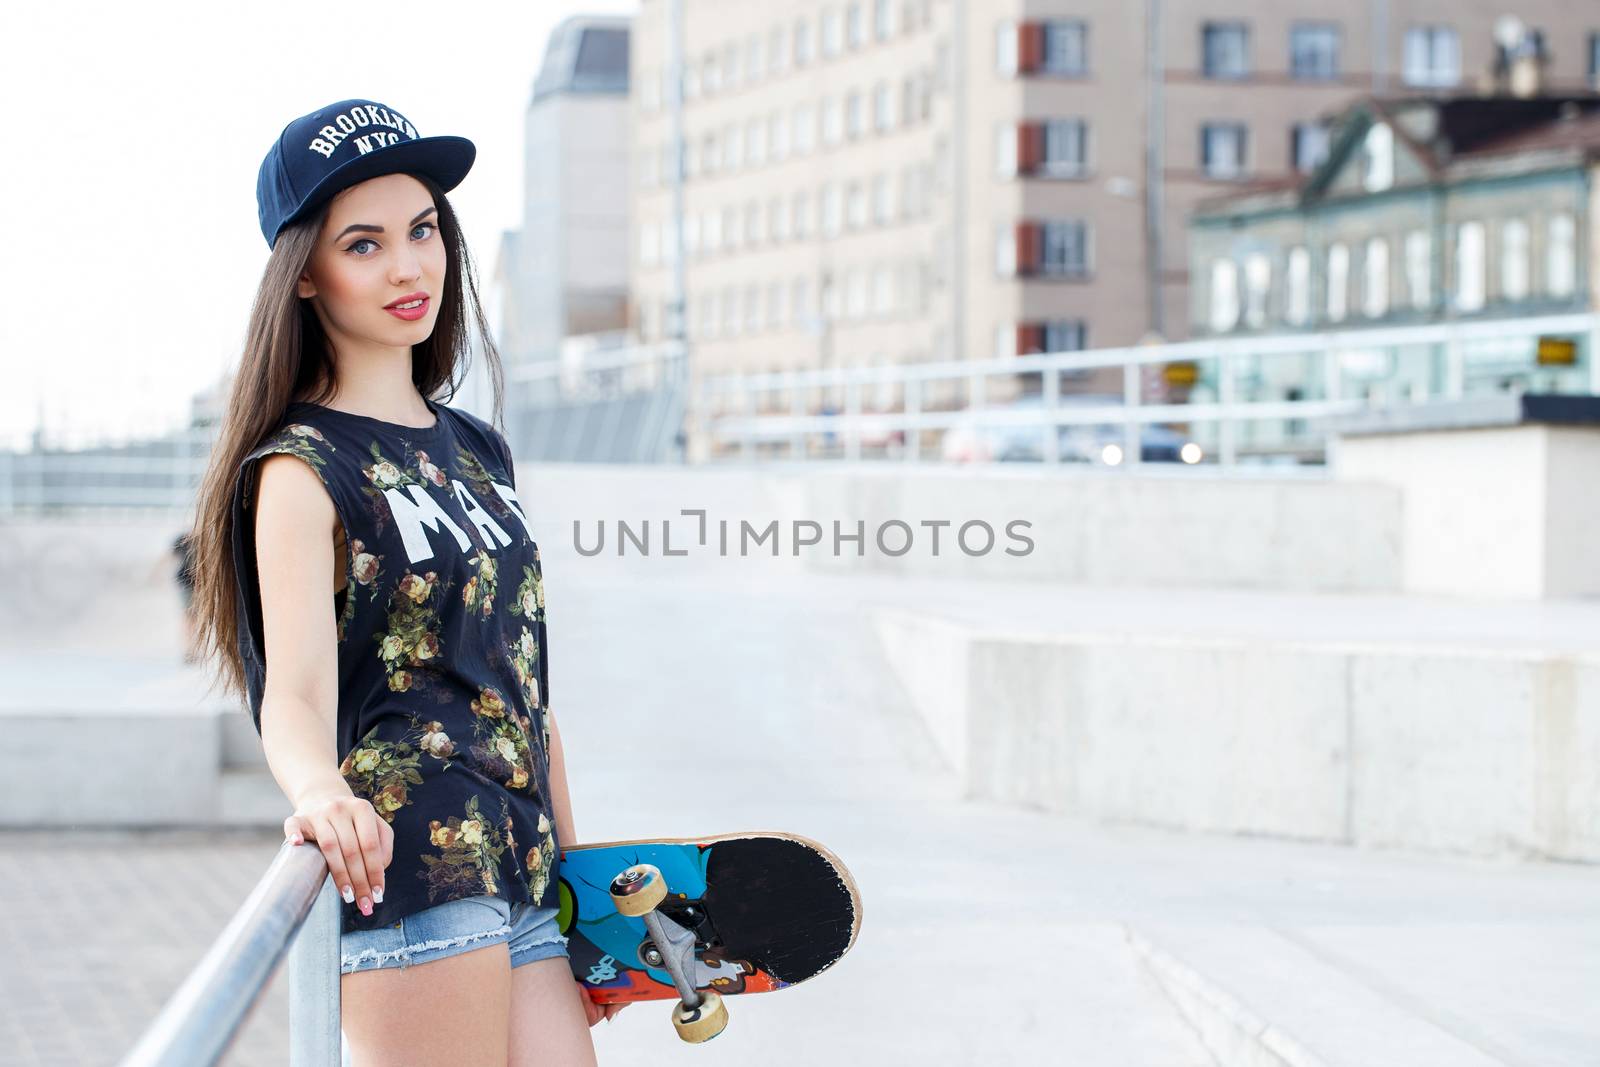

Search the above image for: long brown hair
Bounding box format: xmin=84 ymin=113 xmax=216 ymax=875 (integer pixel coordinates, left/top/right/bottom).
xmin=188 ymin=171 xmax=505 ymax=707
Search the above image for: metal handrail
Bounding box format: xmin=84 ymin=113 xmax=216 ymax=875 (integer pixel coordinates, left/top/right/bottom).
xmin=119 ymin=841 xmax=343 ymax=1067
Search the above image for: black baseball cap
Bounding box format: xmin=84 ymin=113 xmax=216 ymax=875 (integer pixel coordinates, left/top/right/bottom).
xmin=256 ymin=98 xmax=476 ymax=250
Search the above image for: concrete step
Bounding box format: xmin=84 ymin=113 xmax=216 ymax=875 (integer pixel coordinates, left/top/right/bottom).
xmin=1128 ymin=924 xmax=1553 ymax=1067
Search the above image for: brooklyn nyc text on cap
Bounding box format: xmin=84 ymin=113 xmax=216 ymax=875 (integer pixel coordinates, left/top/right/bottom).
xmin=256 ymin=98 xmax=476 ymax=251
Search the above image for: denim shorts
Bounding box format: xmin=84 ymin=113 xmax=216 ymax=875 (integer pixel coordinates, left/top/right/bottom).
xmin=340 ymin=894 xmax=569 ymax=975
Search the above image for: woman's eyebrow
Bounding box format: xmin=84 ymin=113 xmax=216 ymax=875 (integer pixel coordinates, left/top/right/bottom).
xmin=334 ymin=205 xmax=438 ymax=242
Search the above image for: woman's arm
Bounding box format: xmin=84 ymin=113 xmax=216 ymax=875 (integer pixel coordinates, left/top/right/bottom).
xmin=546 ymin=708 xmax=578 ymax=853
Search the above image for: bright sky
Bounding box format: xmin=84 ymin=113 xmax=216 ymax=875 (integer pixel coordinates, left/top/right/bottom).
xmin=2 ymin=0 xmax=637 ymax=451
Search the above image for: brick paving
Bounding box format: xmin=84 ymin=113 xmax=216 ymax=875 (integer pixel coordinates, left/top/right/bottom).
xmin=0 ymin=828 xmax=292 ymax=1067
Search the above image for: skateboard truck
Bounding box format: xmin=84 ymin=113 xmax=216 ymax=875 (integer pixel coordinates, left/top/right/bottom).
xmin=609 ymin=863 xmax=730 ymax=1042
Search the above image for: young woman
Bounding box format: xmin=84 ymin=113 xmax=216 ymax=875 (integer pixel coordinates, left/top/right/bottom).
xmin=184 ymin=98 xmax=623 ymax=1065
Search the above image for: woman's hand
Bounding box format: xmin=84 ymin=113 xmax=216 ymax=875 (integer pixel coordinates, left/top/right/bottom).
xmin=575 ymin=984 xmax=629 ymax=1027
xmin=284 ymin=790 xmax=394 ymax=917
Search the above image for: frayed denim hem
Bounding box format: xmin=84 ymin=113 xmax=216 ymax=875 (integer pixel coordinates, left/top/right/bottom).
xmin=509 ymin=930 xmax=571 ymax=968
xmin=340 ymin=922 xmax=514 ymax=973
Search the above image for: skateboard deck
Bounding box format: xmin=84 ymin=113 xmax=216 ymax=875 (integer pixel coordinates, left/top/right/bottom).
xmin=556 ymin=831 xmax=860 ymax=1008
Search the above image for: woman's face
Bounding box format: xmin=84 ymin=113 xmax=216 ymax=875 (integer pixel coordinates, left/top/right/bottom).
xmin=297 ymin=172 xmax=446 ymax=355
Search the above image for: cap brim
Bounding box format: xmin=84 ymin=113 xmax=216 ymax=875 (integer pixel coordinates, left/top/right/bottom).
xmin=280 ymin=134 xmax=476 ymax=235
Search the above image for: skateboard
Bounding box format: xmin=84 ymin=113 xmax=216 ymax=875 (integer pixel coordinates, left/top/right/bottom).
xmin=555 ymin=831 xmax=861 ymax=1042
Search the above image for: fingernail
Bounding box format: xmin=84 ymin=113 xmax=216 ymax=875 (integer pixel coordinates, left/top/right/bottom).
xmin=359 ymin=897 xmax=371 ymax=915
xmin=372 ymin=886 xmax=384 ymax=904
xmin=292 ymin=836 xmax=303 ymax=846
xmin=342 ymin=885 xmax=355 ymax=904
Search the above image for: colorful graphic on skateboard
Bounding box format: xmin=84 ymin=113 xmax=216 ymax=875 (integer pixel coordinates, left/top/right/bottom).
xmin=556 ymin=831 xmax=861 ymax=1042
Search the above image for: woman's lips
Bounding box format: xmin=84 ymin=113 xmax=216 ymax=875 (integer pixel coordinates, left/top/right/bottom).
xmin=385 ymin=297 xmax=429 ymax=321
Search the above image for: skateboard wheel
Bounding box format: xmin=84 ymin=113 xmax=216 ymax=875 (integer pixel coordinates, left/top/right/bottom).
xmin=671 ymin=988 xmax=728 ymax=1043
xmin=610 ymin=863 xmax=667 ymax=916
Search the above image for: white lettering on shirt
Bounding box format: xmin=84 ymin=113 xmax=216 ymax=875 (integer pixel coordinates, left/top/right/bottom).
xmin=383 ymin=484 xmax=473 ymax=564
xmin=451 ymin=479 xmax=512 ymax=549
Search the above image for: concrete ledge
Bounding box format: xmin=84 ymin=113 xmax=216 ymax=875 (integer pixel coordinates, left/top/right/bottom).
xmin=874 ymin=608 xmax=1600 ymax=862
xmin=773 ymin=466 xmax=1404 ymax=592
xmin=0 ymin=705 xmax=289 ymax=828
xmin=0 ymin=707 xmax=225 ymax=827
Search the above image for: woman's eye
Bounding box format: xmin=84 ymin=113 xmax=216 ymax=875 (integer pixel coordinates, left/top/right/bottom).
xmin=412 ymin=222 xmax=436 ymax=240
xmin=348 ymin=238 xmax=376 ymax=256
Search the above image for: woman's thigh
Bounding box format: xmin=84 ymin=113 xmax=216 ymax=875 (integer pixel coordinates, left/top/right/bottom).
xmin=340 ymin=894 xmax=515 ymax=1066
xmin=508 ymin=956 xmax=597 ymax=1067
xmin=341 ymin=941 xmax=511 ymax=1067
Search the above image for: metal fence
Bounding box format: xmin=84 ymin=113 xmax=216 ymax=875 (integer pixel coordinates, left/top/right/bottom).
xmin=696 ymin=310 xmax=1600 ymax=469
xmin=3 ymin=312 xmax=1597 ymax=514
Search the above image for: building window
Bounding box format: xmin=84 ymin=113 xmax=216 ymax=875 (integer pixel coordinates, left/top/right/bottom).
xmin=1201 ymin=123 xmax=1248 ymax=179
xmin=1243 ymin=253 xmax=1271 ymax=328
xmin=1404 ymin=230 xmax=1431 ymax=311
xmin=724 ymin=43 xmax=742 ymax=90
xmin=745 ymin=201 xmax=764 ymax=246
xmin=723 ymin=205 xmax=741 ymax=250
xmin=995 ymin=225 xmax=1017 ymax=276
xmin=770 ymin=197 xmax=788 ymax=242
xmin=1403 ymin=26 xmax=1460 ymax=87
xmin=846 ymin=90 xmax=864 ymax=139
xmin=1202 ymin=22 xmax=1249 ymax=79
xmin=995 ymin=22 xmax=1019 ymax=75
xmin=822 ymin=8 xmax=843 ymax=57
xmin=725 ymin=124 xmax=744 ymax=170
xmin=1453 ymin=221 xmax=1485 ymax=311
xmin=794 ymin=104 xmax=816 ymax=154
xmin=847 ymin=2 xmax=865 ymax=48
xmin=767 ymin=282 xmax=785 ymax=329
xmin=995 ymin=124 xmax=1018 ymax=177
xmin=1292 ymin=122 xmax=1331 ymax=173
xmin=1209 ymin=259 xmax=1239 ymax=332
xmin=1590 ymin=33 xmax=1600 ymax=87
xmin=1326 ymin=242 xmax=1349 ymax=321
xmin=770 ymin=111 xmax=791 ymax=161
xmin=846 ymin=268 xmax=868 ymax=318
xmin=722 ymin=285 xmax=739 ymax=336
xmin=1500 ymin=218 xmax=1530 ymax=302
xmin=1042 ymin=21 xmax=1089 ymax=75
xmin=1043 ymin=120 xmax=1088 ymax=176
xmin=1036 ymin=220 xmax=1088 ymax=278
xmin=794 ymin=18 xmax=813 ymax=66
xmin=1361 ymin=122 xmax=1394 ymax=192
xmin=1289 ymin=23 xmax=1339 ymax=79
xmin=822 ymin=97 xmax=843 ymax=145
xmin=746 ymin=33 xmax=765 ymax=82
xmin=747 ymin=118 xmax=767 ymax=166
xmin=1362 ymin=236 xmax=1389 ymax=318
xmin=792 ymin=191 xmax=811 ymax=238
xmin=874 ymin=82 xmax=896 ymax=132
xmin=873 ymin=265 xmax=894 ymax=314
xmin=791 ymin=278 xmax=811 ymax=324
xmin=1010 ymin=321 xmax=1088 ymax=355
xmin=1285 ymin=246 xmax=1310 ymax=325
xmin=872 ymin=173 xmax=892 ymax=224
xmin=846 ymin=181 xmax=867 ymax=228
xmin=821 ymin=184 xmax=842 ymax=235
xmin=875 ymin=0 xmax=895 ymax=41
xmin=1003 ymin=121 xmax=1089 ymax=177
xmin=770 ymin=28 xmax=788 ymax=75
xmin=1548 ymin=213 xmax=1576 ymax=297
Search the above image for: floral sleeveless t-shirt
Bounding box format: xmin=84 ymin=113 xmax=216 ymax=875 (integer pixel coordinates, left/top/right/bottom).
xmin=230 ymin=398 xmax=559 ymax=934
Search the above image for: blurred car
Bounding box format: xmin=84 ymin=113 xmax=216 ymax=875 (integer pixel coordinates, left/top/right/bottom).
xmin=940 ymin=394 xmax=1204 ymax=465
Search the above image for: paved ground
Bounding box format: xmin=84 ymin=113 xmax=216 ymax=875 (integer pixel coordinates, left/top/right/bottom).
xmin=3 ymin=520 xmax=1598 ymax=1064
